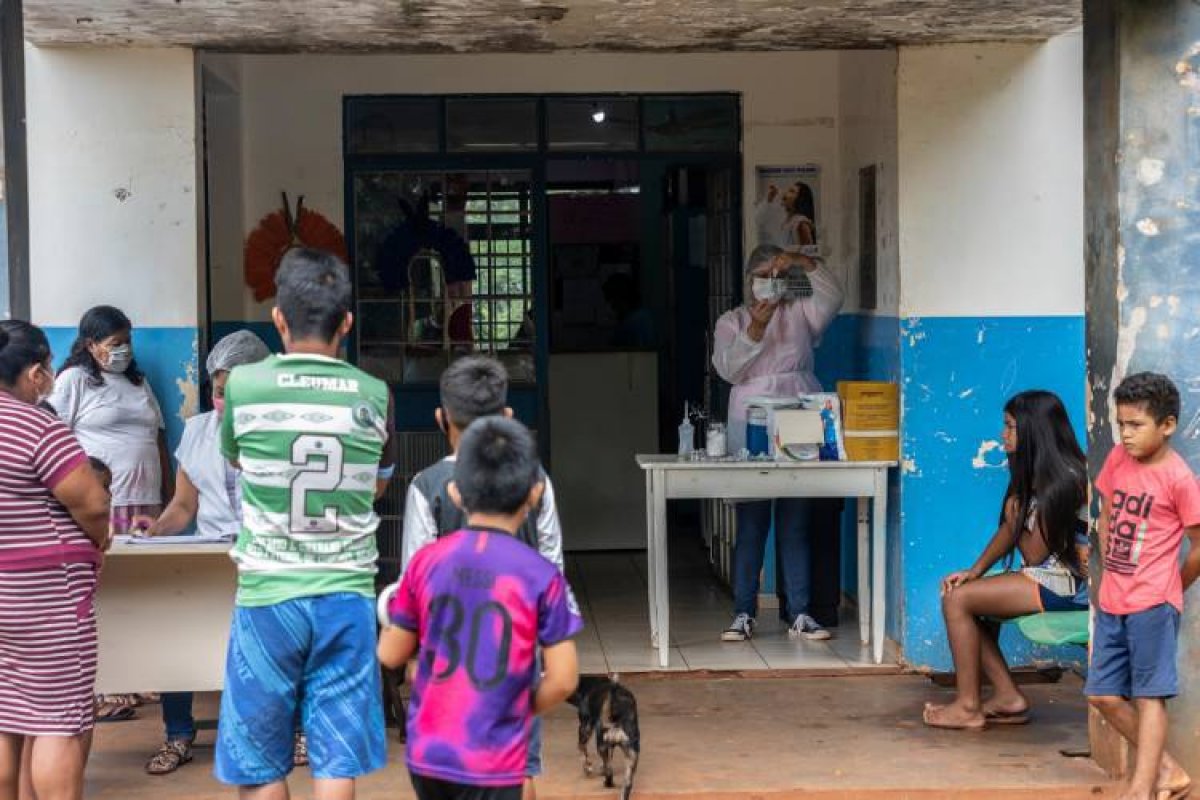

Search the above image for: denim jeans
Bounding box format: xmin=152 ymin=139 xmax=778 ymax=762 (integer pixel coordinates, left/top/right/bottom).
xmin=162 ymin=692 xmax=195 ymax=741
xmin=733 ymin=498 xmax=812 ymax=621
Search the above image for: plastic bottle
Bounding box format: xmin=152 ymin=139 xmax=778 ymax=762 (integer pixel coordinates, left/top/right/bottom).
xmin=746 ymin=406 xmax=769 ymax=457
xmin=819 ymin=400 xmax=839 ymax=461
xmin=677 ymin=403 xmax=695 ymax=459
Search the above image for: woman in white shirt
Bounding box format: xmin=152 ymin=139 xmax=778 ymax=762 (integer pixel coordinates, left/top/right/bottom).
xmin=141 ymin=330 xmax=281 ymax=775
xmin=49 ymin=306 xmax=172 ymax=536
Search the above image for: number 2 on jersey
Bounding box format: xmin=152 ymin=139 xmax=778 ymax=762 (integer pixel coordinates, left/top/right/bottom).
xmin=289 ymin=434 xmax=344 ymax=533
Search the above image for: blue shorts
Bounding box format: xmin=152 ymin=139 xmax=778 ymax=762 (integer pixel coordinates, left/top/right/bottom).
xmin=1037 ymin=583 xmax=1089 ymax=612
xmin=1084 ymin=603 xmax=1181 ymax=700
xmin=214 ymin=593 xmax=387 ymax=785
xmin=525 ymin=716 xmax=543 ymax=778
xmin=525 ymin=648 xmax=543 ymax=778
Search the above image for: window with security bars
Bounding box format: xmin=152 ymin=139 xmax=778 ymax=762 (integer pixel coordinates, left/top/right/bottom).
xmin=351 ymin=169 xmax=535 ymax=385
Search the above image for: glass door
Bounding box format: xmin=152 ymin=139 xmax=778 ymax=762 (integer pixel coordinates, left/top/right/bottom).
xmin=348 ymin=167 xmax=539 ymax=575
xmin=351 ymin=168 xmax=536 ymax=391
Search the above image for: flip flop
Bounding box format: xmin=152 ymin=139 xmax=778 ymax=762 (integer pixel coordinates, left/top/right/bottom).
xmin=984 ymin=708 xmax=1030 ymax=725
xmin=1156 ymin=780 xmax=1192 ymax=800
xmin=922 ymin=704 xmax=986 ymax=731
xmin=1157 ymin=789 xmax=1191 ymax=800
xmin=96 ymin=703 xmax=136 ymax=722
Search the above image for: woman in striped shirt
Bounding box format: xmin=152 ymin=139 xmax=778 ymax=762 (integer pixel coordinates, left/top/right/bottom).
xmin=0 ymin=320 xmax=110 ymax=800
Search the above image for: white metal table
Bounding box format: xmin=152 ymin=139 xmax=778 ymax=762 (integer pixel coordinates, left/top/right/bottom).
xmin=636 ymin=455 xmax=896 ymax=667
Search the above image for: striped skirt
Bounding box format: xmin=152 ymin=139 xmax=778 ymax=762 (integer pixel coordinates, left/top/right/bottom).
xmin=0 ymin=563 xmax=98 ymax=736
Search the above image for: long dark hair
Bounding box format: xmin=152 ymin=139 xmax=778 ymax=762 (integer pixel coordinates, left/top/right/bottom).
xmin=59 ymin=306 xmax=144 ymax=387
xmin=0 ymin=320 xmax=51 ymax=387
xmin=1000 ymin=390 xmax=1087 ymax=569
xmin=787 ymin=181 xmax=816 ymax=222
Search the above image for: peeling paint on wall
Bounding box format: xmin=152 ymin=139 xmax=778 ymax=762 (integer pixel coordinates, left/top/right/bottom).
xmin=971 ymin=439 xmax=1007 ymax=469
xmin=1136 ymin=217 xmax=1161 ymax=236
xmin=1138 ymin=157 xmax=1166 ymax=185
xmin=1110 ymin=305 xmax=1148 ymax=440
xmin=176 ymin=336 xmax=200 ymax=422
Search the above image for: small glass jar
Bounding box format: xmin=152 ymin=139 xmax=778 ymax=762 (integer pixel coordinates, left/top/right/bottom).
xmin=706 ymin=422 xmax=727 ymax=458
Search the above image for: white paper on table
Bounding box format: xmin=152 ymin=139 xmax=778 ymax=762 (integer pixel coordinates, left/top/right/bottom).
xmin=114 ymin=533 xmax=235 ymax=546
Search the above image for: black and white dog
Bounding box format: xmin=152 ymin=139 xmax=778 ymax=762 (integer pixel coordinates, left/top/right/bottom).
xmin=569 ymin=675 xmax=640 ymax=800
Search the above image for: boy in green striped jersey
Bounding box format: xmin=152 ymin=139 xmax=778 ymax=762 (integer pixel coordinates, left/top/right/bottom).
xmin=214 ymin=248 xmax=397 ymax=800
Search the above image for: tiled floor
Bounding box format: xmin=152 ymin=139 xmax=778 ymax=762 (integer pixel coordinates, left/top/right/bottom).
xmin=565 ymin=531 xmax=900 ymax=673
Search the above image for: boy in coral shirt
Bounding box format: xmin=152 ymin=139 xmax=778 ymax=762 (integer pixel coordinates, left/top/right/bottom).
xmin=1088 ymin=372 xmax=1200 ymax=800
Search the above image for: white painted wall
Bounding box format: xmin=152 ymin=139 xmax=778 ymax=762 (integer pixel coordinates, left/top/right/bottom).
xmin=896 ymin=31 xmax=1084 ymax=318
xmin=204 ymin=51 xmax=845 ymax=322
xmin=26 ymin=46 xmax=200 ymax=327
xmin=837 ymin=50 xmax=899 ymax=316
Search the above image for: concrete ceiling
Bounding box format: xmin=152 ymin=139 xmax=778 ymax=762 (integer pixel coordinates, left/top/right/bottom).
xmin=24 ymin=1 xmax=1081 ymax=53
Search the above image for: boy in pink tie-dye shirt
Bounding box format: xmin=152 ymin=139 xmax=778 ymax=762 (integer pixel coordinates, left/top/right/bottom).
xmin=378 ymin=417 xmax=581 ymax=800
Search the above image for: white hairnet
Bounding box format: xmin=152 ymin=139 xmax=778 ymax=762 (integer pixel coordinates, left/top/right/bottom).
xmin=206 ymin=330 xmax=270 ymax=377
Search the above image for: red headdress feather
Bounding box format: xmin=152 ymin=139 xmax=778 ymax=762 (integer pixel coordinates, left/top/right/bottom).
xmin=244 ymin=193 xmax=349 ymax=302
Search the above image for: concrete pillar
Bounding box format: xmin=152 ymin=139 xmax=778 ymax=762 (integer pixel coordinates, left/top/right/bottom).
xmin=25 ymin=47 xmax=202 ymax=450
xmin=1084 ymin=0 xmax=1200 ymax=777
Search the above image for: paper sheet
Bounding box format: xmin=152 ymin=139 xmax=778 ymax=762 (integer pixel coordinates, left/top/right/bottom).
xmin=114 ymin=533 xmax=235 ymax=546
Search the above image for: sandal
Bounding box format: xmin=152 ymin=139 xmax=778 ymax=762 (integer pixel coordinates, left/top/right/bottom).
xmin=1157 ymin=775 xmax=1192 ymax=800
xmin=984 ymin=708 xmax=1030 ymax=725
xmin=145 ymin=738 xmax=194 ymax=775
xmin=293 ymin=732 xmax=308 ymax=767
xmin=95 ymin=694 xmax=138 ymax=722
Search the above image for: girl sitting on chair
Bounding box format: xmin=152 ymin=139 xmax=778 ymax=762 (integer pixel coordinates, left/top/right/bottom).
xmin=923 ymin=390 xmax=1089 ymax=731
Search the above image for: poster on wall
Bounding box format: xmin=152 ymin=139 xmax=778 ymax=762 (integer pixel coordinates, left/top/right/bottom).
xmin=753 ymin=165 xmax=821 ymax=257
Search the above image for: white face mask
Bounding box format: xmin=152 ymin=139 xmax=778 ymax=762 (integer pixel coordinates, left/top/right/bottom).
xmin=751 ymin=277 xmax=785 ymax=303
xmin=102 ymin=345 xmax=132 ymax=374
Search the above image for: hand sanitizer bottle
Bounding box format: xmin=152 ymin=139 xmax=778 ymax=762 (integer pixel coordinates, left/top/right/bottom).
xmin=677 ymin=403 xmax=695 ymax=459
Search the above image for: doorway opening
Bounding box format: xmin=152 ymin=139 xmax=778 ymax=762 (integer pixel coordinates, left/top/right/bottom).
xmin=343 ymin=93 xmax=780 ymax=669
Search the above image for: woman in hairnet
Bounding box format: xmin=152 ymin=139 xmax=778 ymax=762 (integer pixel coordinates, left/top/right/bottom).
xmin=711 ymin=244 xmax=844 ymax=643
xmin=140 ymin=331 xmax=309 ymax=775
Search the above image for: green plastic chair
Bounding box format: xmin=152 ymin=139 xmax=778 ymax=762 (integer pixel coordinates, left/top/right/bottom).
xmin=1014 ymin=610 xmax=1089 ymax=647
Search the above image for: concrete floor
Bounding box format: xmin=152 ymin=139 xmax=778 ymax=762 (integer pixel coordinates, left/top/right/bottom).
xmin=85 ymin=673 xmax=1115 ymax=799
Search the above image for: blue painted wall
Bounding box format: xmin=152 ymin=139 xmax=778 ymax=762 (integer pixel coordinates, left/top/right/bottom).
xmin=815 ymin=313 xmax=901 ymax=615
xmin=899 ymin=314 xmax=1086 ymax=668
xmin=43 ymin=326 xmax=199 ymax=459
xmin=756 ymin=312 xmax=901 ymax=622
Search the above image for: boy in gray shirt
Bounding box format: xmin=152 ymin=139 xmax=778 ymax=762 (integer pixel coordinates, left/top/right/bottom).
xmin=396 ymin=355 xmax=566 ymax=800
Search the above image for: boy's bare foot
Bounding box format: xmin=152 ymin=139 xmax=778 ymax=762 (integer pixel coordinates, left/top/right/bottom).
xmin=922 ymin=701 xmax=986 ymax=731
